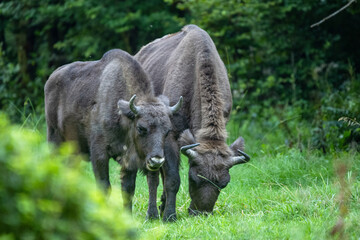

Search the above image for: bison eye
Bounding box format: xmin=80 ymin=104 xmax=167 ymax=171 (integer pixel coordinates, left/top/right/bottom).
xmin=136 ymin=126 xmax=148 ymax=136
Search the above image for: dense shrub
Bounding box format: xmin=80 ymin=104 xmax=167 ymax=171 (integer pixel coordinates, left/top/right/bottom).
xmin=312 ymin=72 xmax=360 ymax=152
xmin=0 ymin=0 xmax=182 ymax=120
xmin=169 ymin=0 xmax=360 ymax=152
xmin=171 ymin=0 xmax=360 ymax=111
xmin=0 ymin=113 xmax=137 ymax=239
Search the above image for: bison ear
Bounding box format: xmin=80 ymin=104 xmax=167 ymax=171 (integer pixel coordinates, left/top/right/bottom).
xmin=117 ymin=94 xmax=139 ymax=120
xmin=229 ymin=136 xmax=250 ymax=167
xmin=117 ymin=99 xmax=135 ymax=120
xmin=179 ymin=129 xmax=200 ymax=160
xmin=179 ymin=129 xmax=196 ymax=146
xmin=230 ymin=136 xmax=245 ymax=153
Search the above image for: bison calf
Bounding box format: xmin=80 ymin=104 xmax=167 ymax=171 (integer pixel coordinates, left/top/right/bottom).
xmin=44 ymin=49 xmax=182 ymax=218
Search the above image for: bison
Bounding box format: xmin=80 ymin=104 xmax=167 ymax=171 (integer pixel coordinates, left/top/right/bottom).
xmin=135 ymin=25 xmax=250 ymax=217
xmin=44 ymin=49 xmax=183 ymax=216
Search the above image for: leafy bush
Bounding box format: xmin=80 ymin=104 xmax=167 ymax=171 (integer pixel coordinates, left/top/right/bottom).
xmin=0 ymin=113 xmax=137 ymax=240
xmin=166 ymin=0 xmax=360 ymax=153
xmin=171 ymin=0 xmax=360 ymax=112
xmin=0 ymin=0 xmax=182 ymax=120
xmin=312 ymin=70 xmax=360 ymax=152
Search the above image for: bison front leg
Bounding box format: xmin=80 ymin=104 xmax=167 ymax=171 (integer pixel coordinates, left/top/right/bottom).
xmin=161 ymin=139 xmax=180 ymax=222
xmin=120 ymin=168 xmax=137 ymax=213
xmin=47 ymin=126 xmax=63 ymax=146
xmin=90 ymin=145 xmax=111 ymax=192
xmin=159 ymin=170 xmax=166 ymax=215
xmin=146 ymin=171 xmax=160 ymax=220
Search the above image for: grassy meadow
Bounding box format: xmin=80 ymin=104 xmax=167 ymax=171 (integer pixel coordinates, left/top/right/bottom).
xmin=92 ymin=119 xmax=359 ymax=239
xmin=3 ymin=112 xmax=359 ymax=239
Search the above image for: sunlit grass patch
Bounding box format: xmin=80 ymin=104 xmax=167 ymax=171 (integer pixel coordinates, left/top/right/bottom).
xmin=6 ymin=109 xmax=359 ymax=239
xmin=128 ymin=145 xmax=360 ymax=239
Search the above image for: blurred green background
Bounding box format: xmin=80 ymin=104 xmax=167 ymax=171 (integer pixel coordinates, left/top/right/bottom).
xmin=1 ymin=0 xmax=359 ymax=152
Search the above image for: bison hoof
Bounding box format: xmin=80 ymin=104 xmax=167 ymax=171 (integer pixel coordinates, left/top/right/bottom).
xmin=159 ymin=203 xmax=165 ymax=215
xmin=146 ymin=209 xmax=159 ymax=220
xmin=162 ymin=212 xmax=177 ymax=222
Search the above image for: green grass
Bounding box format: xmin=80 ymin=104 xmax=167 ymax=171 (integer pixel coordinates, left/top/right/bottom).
xmin=18 ymin=112 xmax=360 ymax=239
xmin=93 ymin=120 xmax=359 ymax=239
xmin=116 ymin=150 xmax=359 ymax=240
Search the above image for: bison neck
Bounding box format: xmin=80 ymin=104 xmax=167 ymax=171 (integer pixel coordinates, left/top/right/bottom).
xmin=193 ymin=48 xmax=228 ymax=142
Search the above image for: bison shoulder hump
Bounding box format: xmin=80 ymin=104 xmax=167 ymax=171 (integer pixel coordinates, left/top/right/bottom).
xmin=102 ymin=49 xmax=144 ymax=71
xmin=101 ymin=49 xmax=134 ymax=64
xmin=45 ymin=64 xmax=70 ymax=93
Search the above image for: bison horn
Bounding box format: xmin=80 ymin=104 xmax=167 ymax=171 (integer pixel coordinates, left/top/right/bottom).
xmin=180 ymin=143 xmax=200 ymax=158
xmin=129 ymin=94 xmax=139 ymax=115
xmin=170 ymin=96 xmax=183 ymax=114
xmin=231 ymin=149 xmax=250 ymax=166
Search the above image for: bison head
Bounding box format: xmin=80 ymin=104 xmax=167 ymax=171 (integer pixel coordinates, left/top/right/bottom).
xmin=118 ymin=94 xmax=183 ymax=171
xmin=179 ymin=129 xmax=250 ymax=215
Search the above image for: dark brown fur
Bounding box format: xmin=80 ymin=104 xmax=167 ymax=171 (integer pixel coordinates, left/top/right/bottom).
xmin=135 ymin=25 xmax=247 ymax=215
xmin=45 ymin=49 xmax=177 ymax=219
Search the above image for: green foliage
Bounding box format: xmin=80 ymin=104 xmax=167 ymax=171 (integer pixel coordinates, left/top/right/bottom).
xmin=0 ymin=43 xmax=21 ymax=119
xmin=0 ymin=0 xmax=182 ymax=120
xmin=0 ymin=113 xmax=137 ymax=239
xmin=168 ymin=0 xmax=360 ymax=152
xmin=312 ymin=70 xmax=360 ymax=152
xmin=171 ymin=0 xmax=360 ymax=107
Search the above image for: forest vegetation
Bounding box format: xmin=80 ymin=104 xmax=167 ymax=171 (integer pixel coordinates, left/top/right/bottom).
xmin=0 ymin=0 xmax=359 ymax=239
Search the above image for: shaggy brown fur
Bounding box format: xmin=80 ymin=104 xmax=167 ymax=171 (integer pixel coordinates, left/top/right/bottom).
xmin=45 ymin=49 xmax=180 ymax=220
xmin=196 ymin=48 xmax=228 ymax=142
xmin=135 ymin=25 xmax=248 ymax=215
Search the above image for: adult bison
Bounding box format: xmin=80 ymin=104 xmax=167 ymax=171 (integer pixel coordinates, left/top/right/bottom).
xmin=135 ymin=25 xmax=250 ymax=216
xmin=44 ymin=49 xmax=183 ymax=216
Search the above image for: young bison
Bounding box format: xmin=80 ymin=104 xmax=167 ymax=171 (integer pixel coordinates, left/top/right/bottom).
xmin=45 ymin=49 xmax=182 ymax=217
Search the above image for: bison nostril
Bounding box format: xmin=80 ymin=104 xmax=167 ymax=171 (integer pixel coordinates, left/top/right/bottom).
xmin=147 ymin=157 xmax=165 ymax=170
xmin=150 ymin=157 xmax=165 ymax=165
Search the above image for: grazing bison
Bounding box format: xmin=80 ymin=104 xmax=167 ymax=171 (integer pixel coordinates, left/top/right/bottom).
xmin=135 ymin=25 xmax=250 ymax=216
xmin=44 ymin=49 xmax=183 ymax=216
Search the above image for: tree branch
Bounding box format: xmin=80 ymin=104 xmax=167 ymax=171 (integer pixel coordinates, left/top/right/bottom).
xmin=311 ymin=0 xmax=357 ymax=28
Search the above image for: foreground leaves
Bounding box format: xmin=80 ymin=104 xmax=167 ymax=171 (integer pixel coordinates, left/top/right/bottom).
xmin=0 ymin=113 xmax=137 ymax=240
